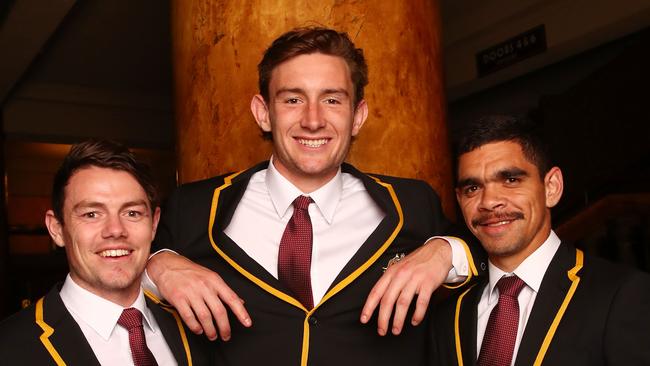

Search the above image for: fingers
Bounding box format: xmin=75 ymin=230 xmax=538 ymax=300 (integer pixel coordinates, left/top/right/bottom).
xmin=202 ymin=296 xmax=228 ymax=340
xmin=389 ymin=274 xmax=419 ymax=335
xmin=362 ymin=242 xmax=451 ymax=336
xmin=174 ymin=299 xmax=205 ymax=336
xmin=215 ymin=280 xmax=252 ymax=328
xmin=374 ymin=267 xmax=404 ymax=335
xmin=151 ymin=253 xmax=252 ymax=341
xmin=411 ymin=282 xmax=434 ymax=326
xmin=360 ymin=275 xmax=389 ymax=324
xmin=203 ymin=277 xmax=253 ymax=341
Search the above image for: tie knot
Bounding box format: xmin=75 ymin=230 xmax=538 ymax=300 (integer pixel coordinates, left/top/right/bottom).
xmin=496 ymin=275 xmax=526 ymax=298
xmin=293 ymin=195 xmax=312 ymax=210
xmin=118 ymin=308 xmax=144 ymax=331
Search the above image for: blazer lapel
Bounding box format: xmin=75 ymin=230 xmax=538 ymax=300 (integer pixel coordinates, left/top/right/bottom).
xmin=147 ymin=298 xmax=192 ymax=366
xmin=457 ymin=281 xmax=483 ymax=366
xmin=330 ymin=164 xmax=402 ymax=286
xmin=514 ymin=244 xmax=576 ymax=366
xmin=208 ymin=161 xmax=299 ymax=303
xmin=209 ymin=161 xmax=282 ymax=283
xmin=41 ymin=286 xmax=101 ymax=365
xmin=212 ymin=161 xmax=268 ymax=231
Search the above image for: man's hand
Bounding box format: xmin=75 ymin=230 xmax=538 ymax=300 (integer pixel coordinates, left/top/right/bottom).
xmin=360 ymin=238 xmax=452 ymax=335
xmin=147 ymin=251 xmax=252 ymax=340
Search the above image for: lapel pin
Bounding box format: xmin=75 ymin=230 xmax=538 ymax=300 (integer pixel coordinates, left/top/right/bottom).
xmin=383 ymin=253 xmax=405 ymax=272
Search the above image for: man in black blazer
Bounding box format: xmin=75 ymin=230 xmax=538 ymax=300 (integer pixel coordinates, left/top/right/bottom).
xmin=433 ymin=115 xmax=650 ymax=365
xmin=145 ymin=27 xmax=484 ymax=365
xmin=0 ymin=140 xmax=208 ymax=365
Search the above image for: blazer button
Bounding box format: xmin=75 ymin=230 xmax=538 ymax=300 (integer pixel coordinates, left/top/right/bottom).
xmin=308 ymin=316 xmax=318 ymax=326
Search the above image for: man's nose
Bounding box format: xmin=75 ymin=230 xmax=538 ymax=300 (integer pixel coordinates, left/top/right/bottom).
xmin=101 ymin=214 xmax=127 ymax=239
xmin=301 ymin=101 xmax=326 ymax=130
xmin=478 ymin=185 xmax=506 ymax=211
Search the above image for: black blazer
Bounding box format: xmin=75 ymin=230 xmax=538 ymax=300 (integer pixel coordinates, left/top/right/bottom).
xmin=153 ymin=161 xmax=485 ymax=366
xmin=0 ymin=284 xmax=210 ymax=365
xmin=433 ymin=242 xmax=650 ymax=365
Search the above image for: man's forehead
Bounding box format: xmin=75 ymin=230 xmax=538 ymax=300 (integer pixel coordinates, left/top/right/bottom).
xmin=64 ymin=166 xmax=149 ymax=204
xmin=269 ymin=53 xmax=352 ymax=82
xmin=458 ymin=141 xmax=535 ymax=176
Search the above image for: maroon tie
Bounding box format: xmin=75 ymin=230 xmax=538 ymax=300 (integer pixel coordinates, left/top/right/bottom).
xmin=478 ymin=275 xmax=526 ymax=366
xmin=278 ymin=195 xmax=314 ymax=309
xmin=118 ymin=308 xmax=158 ymax=366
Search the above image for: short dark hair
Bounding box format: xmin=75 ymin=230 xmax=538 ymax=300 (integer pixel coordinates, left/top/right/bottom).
xmin=258 ymin=27 xmax=369 ymax=106
xmin=51 ymin=139 xmax=158 ymax=222
xmin=455 ymin=115 xmax=552 ymax=179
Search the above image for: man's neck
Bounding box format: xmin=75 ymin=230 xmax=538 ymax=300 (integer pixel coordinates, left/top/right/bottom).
xmin=69 ymin=275 xmax=141 ymax=307
xmin=270 ymin=159 xmax=340 ymax=193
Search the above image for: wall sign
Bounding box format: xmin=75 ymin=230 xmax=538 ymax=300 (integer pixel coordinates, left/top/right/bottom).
xmin=476 ymin=25 xmax=547 ymax=77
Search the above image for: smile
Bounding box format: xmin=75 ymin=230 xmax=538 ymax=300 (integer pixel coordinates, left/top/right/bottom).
xmin=297 ymin=138 xmax=329 ymax=148
xmin=98 ymin=249 xmax=132 ymax=258
xmin=483 ymin=220 xmax=512 ymax=227
xmin=472 ymin=212 xmax=524 ymax=228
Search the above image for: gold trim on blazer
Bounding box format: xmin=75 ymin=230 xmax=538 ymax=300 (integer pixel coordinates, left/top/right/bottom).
xmin=454 ymin=283 xmax=477 ymax=366
xmin=533 ymin=248 xmax=583 ymax=365
xmin=34 ymin=297 xmax=66 ymax=366
xmin=145 ymin=290 xmax=193 ymax=366
xmin=208 ymin=172 xmax=405 ymax=366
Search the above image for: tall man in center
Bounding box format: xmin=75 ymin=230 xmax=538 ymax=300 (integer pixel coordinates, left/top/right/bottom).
xmin=146 ymin=27 xmax=483 ymax=365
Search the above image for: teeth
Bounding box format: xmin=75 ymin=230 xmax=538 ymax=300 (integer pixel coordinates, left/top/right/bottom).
xmin=99 ymin=249 xmax=130 ymax=257
xmin=298 ymin=138 xmax=328 ymax=148
xmin=486 ymin=220 xmax=511 ymax=227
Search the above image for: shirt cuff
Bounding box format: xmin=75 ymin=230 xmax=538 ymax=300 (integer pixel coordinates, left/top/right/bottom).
xmin=428 ymin=236 xmax=469 ymax=283
xmin=141 ymin=248 xmax=179 ymax=299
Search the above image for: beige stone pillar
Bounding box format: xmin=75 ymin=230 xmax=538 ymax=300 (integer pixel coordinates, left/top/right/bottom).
xmin=172 ymin=0 xmax=455 ymax=218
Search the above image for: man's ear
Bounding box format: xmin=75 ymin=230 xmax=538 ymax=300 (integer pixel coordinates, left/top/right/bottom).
xmin=544 ymin=167 xmax=564 ymax=208
xmin=151 ymin=207 xmax=161 ymax=238
xmin=45 ymin=210 xmax=66 ymax=248
xmin=351 ymin=99 xmax=368 ymax=136
xmin=251 ymin=94 xmax=272 ymax=132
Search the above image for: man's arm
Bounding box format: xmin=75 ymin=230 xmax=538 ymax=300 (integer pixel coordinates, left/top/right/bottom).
xmin=360 ymin=238 xmax=458 ymax=335
xmin=146 ymin=252 xmax=251 ymax=341
xmin=146 ymin=180 xmax=251 ymax=341
xmin=360 ymin=180 xmax=484 ymax=335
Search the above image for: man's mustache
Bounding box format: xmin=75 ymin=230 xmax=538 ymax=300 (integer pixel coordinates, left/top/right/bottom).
xmin=471 ymin=211 xmax=525 ymax=228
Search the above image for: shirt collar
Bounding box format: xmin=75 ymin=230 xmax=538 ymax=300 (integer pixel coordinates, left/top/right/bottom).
xmin=486 ymin=230 xmax=561 ymax=304
xmin=266 ymin=156 xmax=342 ymax=224
xmin=59 ymin=274 xmax=156 ymax=340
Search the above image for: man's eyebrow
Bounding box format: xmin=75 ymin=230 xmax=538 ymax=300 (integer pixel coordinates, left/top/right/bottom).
xmin=121 ymin=200 xmax=149 ymax=209
xmin=275 ymin=87 xmax=305 ymax=97
xmin=274 ymin=87 xmax=349 ymax=97
xmin=72 ymin=200 xmax=149 ymax=212
xmin=322 ymin=88 xmax=349 ymax=96
xmin=456 ymin=177 xmax=479 ymax=188
xmin=495 ymin=167 xmax=529 ymax=179
xmin=72 ymin=201 xmax=105 ymax=211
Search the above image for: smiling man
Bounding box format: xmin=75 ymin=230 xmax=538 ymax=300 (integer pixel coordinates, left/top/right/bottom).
xmin=0 ymin=140 xmax=207 ymax=365
xmin=144 ymin=27 xmax=483 ymax=365
xmin=432 ymin=115 xmax=650 ymax=365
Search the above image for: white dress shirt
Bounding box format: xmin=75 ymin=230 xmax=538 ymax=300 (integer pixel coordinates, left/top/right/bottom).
xmin=60 ymin=275 xmax=177 ymax=366
xmin=224 ymin=158 xmax=469 ymax=304
xmin=476 ymin=230 xmax=562 ymax=365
